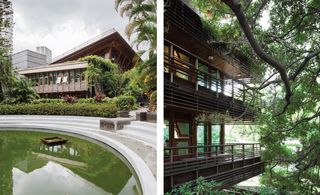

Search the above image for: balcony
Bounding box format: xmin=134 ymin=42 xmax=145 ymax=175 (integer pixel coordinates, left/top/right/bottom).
xmin=165 ymin=0 xmax=251 ymax=75
xmin=164 ymin=143 xmax=264 ymax=192
xmin=164 ymin=42 xmax=255 ymax=121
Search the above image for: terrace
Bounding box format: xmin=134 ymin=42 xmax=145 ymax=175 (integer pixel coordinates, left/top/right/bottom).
xmin=164 ymin=143 xmax=264 ymax=191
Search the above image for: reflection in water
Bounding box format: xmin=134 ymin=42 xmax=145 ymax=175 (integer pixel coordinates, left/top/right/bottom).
xmin=13 ymin=161 xmax=110 ymax=195
xmin=0 ymin=131 xmax=141 ymax=195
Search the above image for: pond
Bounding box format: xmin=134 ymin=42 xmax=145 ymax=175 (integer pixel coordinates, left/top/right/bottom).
xmin=0 ymin=131 xmax=142 ymax=195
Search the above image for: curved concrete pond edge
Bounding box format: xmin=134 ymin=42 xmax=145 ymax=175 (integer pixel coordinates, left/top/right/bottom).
xmin=0 ymin=125 xmax=156 ymax=195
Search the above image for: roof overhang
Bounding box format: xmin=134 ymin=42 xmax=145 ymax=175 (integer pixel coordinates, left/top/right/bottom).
xmin=18 ymin=61 xmax=87 ymax=75
xmin=51 ymin=28 xmax=137 ymax=64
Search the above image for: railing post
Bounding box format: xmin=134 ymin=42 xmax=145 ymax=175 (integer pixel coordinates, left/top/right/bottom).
xmin=216 ymin=72 xmax=219 ymax=98
xmin=252 ymin=144 xmax=255 ymax=157
xmin=243 ymin=84 xmax=245 ymax=103
xmin=215 ymin=145 xmax=218 ymax=157
xmin=231 ymin=145 xmax=234 ymax=169
xmin=195 ymin=146 xmax=198 ymax=158
xmin=242 ymin=144 xmax=245 ymax=166
xmin=170 ymin=148 xmax=173 ymax=163
xmin=170 ymin=44 xmax=174 ymax=83
xmin=195 ymin=58 xmax=198 ymax=91
xmin=232 ymin=79 xmax=234 ymax=103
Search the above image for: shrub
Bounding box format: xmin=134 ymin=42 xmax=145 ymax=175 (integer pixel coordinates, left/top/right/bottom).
xmin=94 ymin=93 xmax=106 ymax=103
xmin=102 ymin=97 xmax=116 ymax=104
xmin=0 ymin=103 xmax=118 ymax=117
xmin=31 ymin=98 xmax=64 ymax=104
xmin=2 ymin=78 xmax=38 ymax=104
xmin=77 ymin=98 xmax=95 ymax=104
xmin=115 ymin=95 xmax=137 ymax=110
xmin=62 ymin=95 xmax=77 ymax=104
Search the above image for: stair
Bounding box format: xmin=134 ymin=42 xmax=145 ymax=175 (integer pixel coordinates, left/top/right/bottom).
xmin=118 ymin=121 xmax=157 ymax=146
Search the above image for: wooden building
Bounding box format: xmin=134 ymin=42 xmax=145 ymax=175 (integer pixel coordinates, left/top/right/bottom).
xmin=164 ymin=0 xmax=264 ymax=192
xmin=18 ymin=29 xmax=137 ymax=97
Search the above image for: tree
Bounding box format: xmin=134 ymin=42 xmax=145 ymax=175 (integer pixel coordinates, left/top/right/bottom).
xmin=102 ymin=69 xmax=130 ymax=97
xmin=115 ymin=0 xmax=157 ymax=110
xmin=190 ymin=0 xmax=320 ymax=193
xmin=2 ymin=78 xmax=38 ymax=104
xmin=0 ymin=0 xmax=13 ymax=100
xmin=81 ymin=55 xmax=117 ymax=96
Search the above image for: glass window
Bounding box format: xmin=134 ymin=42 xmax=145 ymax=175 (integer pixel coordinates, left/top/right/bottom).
xmin=211 ymin=125 xmax=220 ymax=144
xmin=39 ymin=73 xmax=43 ymax=86
xmin=75 ymin=69 xmax=80 ymax=82
xmin=211 ymin=70 xmax=221 ymax=93
xmin=164 ymin=120 xmax=169 ymax=145
xmin=49 ymin=73 xmax=53 ymax=84
xmin=44 ymin=73 xmax=48 ymax=85
xmin=173 ymin=49 xmax=191 ymax=80
xmin=198 ymin=62 xmax=209 ymax=88
xmin=81 ymin=69 xmax=85 ymax=81
xmin=70 ymin=70 xmax=74 ymax=82
xmin=164 ymin=45 xmax=170 ymax=73
xmin=174 ymin=122 xmax=189 ymax=138
xmin=53 ymin=72 xmax=57 ymax=84
xmin=176 ymin=141 xmax=189 ymax=155
xmin=197 ymin=123 xmax=209 ymax=153
xmin=35 ymin=74 xmax=39 ymax=86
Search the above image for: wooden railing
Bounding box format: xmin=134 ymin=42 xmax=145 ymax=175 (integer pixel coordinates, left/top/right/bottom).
xmin=164 ymin=41 xmax=256 ymax=120
xmin=164 ymin=0 xmax=251 ymax=74
xmin=164 ymin=143 xmax=263 ymax=192
xmin=165 ymin=42 xmax=248 ymax=102
xmin=164 ymin=143 xmax=261 ymax=164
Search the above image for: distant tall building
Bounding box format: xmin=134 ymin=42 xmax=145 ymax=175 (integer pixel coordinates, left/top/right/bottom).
xmin=0 ymin=0 xmax=13 ymax=55
xmin=12 ymin=50 xmax=47 ymax=70
xmin=36 ymin=46 xmax=52 ymax=63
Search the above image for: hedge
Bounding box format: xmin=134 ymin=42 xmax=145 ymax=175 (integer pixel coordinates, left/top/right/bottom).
xmin=0 ymin=103 xmax=118 ymax=118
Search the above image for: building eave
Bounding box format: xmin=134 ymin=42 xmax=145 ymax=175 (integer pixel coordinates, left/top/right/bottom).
xmin=18 ymin=61 xmax=87 ymax=75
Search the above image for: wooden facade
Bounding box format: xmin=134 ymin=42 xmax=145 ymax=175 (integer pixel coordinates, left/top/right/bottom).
xmin=164 ymin=0 xmax=263 ymax=192
xmin=18 ymin=29 xmax=137 ymax=97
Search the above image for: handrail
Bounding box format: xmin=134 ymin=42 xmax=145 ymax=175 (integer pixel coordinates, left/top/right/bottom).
xmin=164 ymin=143 xmax=261 ymax=163
xmin=164 ymin=46 xmax=247 ymax=101
xmin=164 ymin=143 xmax=261 ymax=150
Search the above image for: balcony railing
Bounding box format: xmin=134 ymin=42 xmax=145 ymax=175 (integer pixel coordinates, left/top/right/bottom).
xmin=164 ymin=143 xmax=263 ymax=191
xmin=164 ymin=143 xmax=261 ymax=164
xmin=165 ymin=0 xmax=251 ymax=74
xmin=164 ymin=41 xmax=256 ymax=120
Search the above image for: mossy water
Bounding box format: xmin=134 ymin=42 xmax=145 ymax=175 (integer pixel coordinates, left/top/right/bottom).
xmin=0 ymin=131 xmax=141 ymax=195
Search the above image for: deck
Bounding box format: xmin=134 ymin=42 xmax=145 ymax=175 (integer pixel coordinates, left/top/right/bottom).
xmin=164 ymin=143 xmax=264 ymax=192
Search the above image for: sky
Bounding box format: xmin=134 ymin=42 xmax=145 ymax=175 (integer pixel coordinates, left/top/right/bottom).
xmin=11 ymin=0 xmax=130 ymax=58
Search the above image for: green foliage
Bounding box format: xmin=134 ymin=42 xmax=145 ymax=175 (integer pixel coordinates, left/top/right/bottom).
xmin=167 ymin=177 xmax=225 ymax=195
xmin=102 ymin=69 xmax=130 ymax=97
xmin=77 ymin=98 xmax=96 ymax=104
xmin=81 ymin=55 xmax=118 ymax=95
xmin=124 ymin=81 xmax=143 ymax=98
xmin=195 ymin=112 xmax=231 ymax=124
xmin=115 ymin=95 xmax=137 ymax=111
xmin=31 ymin=98 xmax=64 ymax=104
xmin=0 ymin=103 xmax=118 ymax=117
xmin=115 ymin=0 xmax=157 ymax=107
xmin=2 ymin=78 xmax=38 ymax=104
xmin=190 ymin=0 xmax=320 ymax=193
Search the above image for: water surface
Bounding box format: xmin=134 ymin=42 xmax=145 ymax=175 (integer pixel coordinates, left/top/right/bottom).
xmin=0 ymin=131 xmax=141 ymax=195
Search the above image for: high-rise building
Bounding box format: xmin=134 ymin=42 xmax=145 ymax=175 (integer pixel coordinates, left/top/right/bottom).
xmin=0 ymin=0 xmax=13 ymax=55
xmin=36 ymin=46 xmax=52 ymax=63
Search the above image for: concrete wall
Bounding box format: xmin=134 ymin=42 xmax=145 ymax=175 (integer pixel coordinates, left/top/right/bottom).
xmin=12 ymin=50 xmax=47 ymax=70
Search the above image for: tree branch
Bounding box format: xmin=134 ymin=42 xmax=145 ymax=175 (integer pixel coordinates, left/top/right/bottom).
xmin=221 ymin=0 xmax=292 ymax=115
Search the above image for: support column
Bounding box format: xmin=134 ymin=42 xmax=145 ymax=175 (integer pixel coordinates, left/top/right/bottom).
xmin=208 ymin=122 xmax=212 ymax=155
xmin=220 ymin=123 xmax=225 ymax=153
